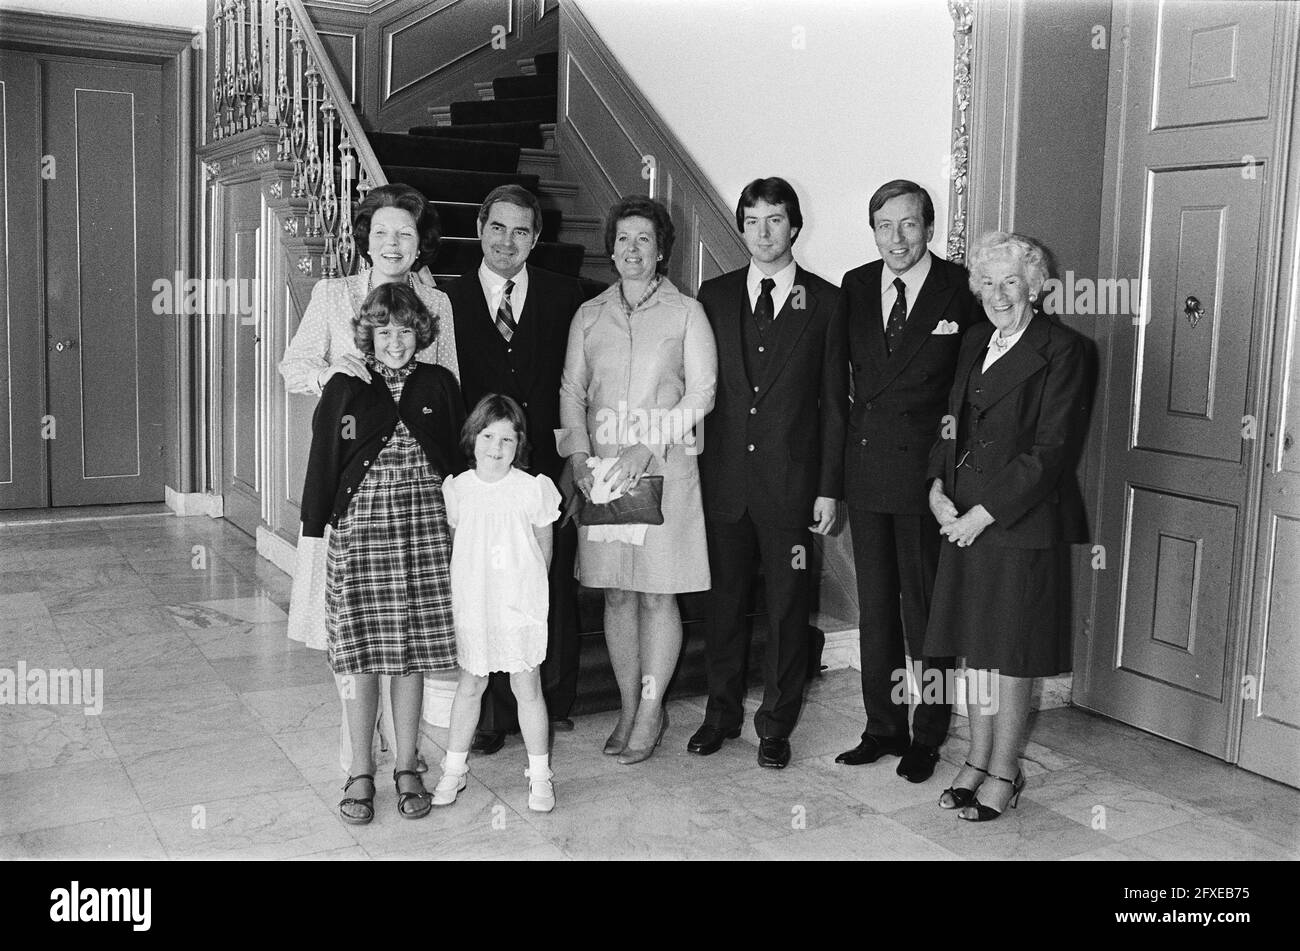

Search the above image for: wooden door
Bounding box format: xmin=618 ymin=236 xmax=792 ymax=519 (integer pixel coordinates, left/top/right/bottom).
xmin=1083 ymin=0 xmax=1293 ymax=760
xmin=0 ymin=51 xmax=47 ymax=508
xmin=1238 ymin=118 xmax=1300 ymax=786
xmin=42 ymin=57 xmax=167 ymax=506
xmin=216 ymin=180 xmax=265 ymax=536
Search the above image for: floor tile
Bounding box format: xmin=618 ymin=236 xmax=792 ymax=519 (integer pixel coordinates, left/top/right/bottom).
xmin=121 ymin=733 xmax=304 ymax=812
xmin=0 ymin=758 xmax=143 ymax=834
xmin=147 ymin=788 xmax=356 ymax=860
xmin=12 ymin=812 xmax=167 ymax=860
xmin=0 ymin=704 xmax=118 ymax=774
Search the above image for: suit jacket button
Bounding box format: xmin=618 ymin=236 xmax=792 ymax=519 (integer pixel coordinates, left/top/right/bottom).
xmin=758 ymin=346 xmax=766 ymax=353
xmin=522 ymin=400 xmax=528 ymax=408
xmin=864 ymin=402 xmax=874 ymax=410
xmin=750 ymin=407 xmax=757 ymax=415
xmin=748 ymin=444 xmax=756 ymax=452
xmin=346 ymin=487 xmax=352 ymax=493
xmin=363 ymin=460 xmax=369 ymax=466
xmin=753 ymin=386 xmax=759 ymax=393
xmin=859 ymin=438 xmax=868 ymax=446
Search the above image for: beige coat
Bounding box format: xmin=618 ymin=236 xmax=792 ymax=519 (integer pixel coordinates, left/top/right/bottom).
xmin=558 ymin=279 xmax=717 ymax=592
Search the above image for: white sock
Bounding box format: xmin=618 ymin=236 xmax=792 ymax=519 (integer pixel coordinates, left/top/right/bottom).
xmin=443 ymin=750 xmax=469 ymax=775
xmin=527 ymin=753 xmax=551 ymax=778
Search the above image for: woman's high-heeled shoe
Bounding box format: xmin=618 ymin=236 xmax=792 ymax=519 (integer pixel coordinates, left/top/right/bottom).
xmin=603 ymin=718 xmax=633 ymax=756
xmin=958 ymin=770 xmax=1025 ymax=822
xmin=938 ymin=760 xmax=988 ymax=810
xmin=616 ymin=709 xmax=669 ymax=766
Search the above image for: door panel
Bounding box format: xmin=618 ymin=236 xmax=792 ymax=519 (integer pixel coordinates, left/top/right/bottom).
xmin=1136 ymin=165 xmax=1261 ymax=462
xmin=218 ymin=183 xmax=263 ymax=536
xmin=43 ymin=59 xmax=165 ymax=505
xmin=0 ymin=53 xmax=47 ymax=508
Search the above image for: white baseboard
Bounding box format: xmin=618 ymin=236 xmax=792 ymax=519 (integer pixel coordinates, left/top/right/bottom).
xmin=164 ymin=486 xmax=223 ymax=518
xmin=255 ymin=526 xmax=297 ymax=575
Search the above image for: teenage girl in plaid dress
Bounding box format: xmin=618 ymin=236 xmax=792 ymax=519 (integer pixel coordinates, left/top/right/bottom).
xmin=301 ymin=283 xmax=465 ymax=824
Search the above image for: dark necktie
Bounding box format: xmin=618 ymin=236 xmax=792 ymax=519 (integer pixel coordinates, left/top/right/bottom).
xmin=885 ymin=277 xmax=907 ymax=355
xmin=495 ymin=279 xmax=517 ymax=342
xmin=754 ymin=277 xmax=775 ymax=333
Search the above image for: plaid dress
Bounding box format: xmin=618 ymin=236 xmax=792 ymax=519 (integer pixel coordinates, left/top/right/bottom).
xmin=325 ymin=362 xmax=457 ymax=675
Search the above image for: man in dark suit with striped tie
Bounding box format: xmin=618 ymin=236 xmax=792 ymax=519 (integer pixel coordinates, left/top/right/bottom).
xmin=443 ymin=184 xmax=587 ymax=753
xmin=837 ymin=180 xmax=984 ymax=782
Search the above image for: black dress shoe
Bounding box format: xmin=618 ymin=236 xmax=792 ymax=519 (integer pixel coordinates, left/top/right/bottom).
xmin=469 ymin=730 xmax=506 ymax=755
xmin=549 ymin=717 xmax=575 ymax=732
xmin=897 ymin=742 xmax=941 ymax=783
xmin=687 ymin=723 xmax=741 ymax=755
xmin=757 ymin=737 xmax=791 ymax=769
xmin=834 ymin=734 xmax=908 ymax=765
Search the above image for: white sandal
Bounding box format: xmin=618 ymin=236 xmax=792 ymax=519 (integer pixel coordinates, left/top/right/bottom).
xmin=431 ymin=769 xmax=467 ymax=807
xmin=525 ymin=766 xmax=555 ymax=813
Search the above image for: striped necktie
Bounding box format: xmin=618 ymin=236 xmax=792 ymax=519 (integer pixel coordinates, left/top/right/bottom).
xmin=495 ymin=279 xmax=517 ymax=342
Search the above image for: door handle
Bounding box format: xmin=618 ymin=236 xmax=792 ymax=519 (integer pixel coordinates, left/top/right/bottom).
xmin=49 ymin=338 xmax=78 ymax=353
xmin=1184 ymin=295 xmax=1206 ymax=328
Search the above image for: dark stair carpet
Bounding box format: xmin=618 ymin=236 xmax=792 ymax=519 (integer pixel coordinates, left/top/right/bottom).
xmin=451 ymin=94 xmax=557 ymax=125
xmin=432 ymin=201 xmax=564 ymax=243
xmin=533 ymin=50 xmax=558 ymax=75
xmin=368 ymin=131 xmax=520 ymax=174
xmin=386 ymin=164 xmax=541 ymax=204
xmin=409 ymin=121 xmax=546 ymax=150
xmin=493 ymin=74 xmax=555 ymax=100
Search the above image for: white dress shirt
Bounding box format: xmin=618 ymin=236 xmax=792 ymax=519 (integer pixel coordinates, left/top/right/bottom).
xmin=746 ymin=259 xmax=798 ymax=319
xmin=879 ymin=251 xmax=933 ymax=330
xmin=478 ymin=261 xmax=529 ymax=326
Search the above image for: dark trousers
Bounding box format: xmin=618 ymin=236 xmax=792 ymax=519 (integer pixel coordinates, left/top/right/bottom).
xmin=476 ymin=517 xmax=579 ymax=732
xmin=704 ymin=513 xmax=811 ymax=739
xmin=848 ymin=508 xmax=952 ymax=747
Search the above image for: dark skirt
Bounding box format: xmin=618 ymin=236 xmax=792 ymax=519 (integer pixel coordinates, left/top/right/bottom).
xmin=923 ymin=540 xmax=1072 ymax=678
xmin=326 ymin=465 xmax=457 ymax=676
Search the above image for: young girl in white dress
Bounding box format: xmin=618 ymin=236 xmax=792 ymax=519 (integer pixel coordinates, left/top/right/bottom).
xmin=434 ymin=394 xmax=563 ymax=812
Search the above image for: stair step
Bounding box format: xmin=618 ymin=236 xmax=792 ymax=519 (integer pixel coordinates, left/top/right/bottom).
xmin=517 ymin=147 xmax=558 ymax=177
xmin=412 ymin=120 xmax=544 ymax=150
xmin=432 ymin=200 xmax=564 ymax=242
xmin=493 ymin=73 xmax=555 ymax=100
xmin=558 ymin=213 xmax=603 ymax=254
xmin=533 ymin=50 xmax=559 ymax=76
xmin=451 ymin=94 xmax=556 ymax=125
xmin=368 ymin=131 xmax=520 ymax=174
xmin=432 ymin=235 xmax=586 ymax=278
xmin=473 ymin=80 xmax=494 ymax=101
xmin=385 ymin=164 xmax=541 ymax=204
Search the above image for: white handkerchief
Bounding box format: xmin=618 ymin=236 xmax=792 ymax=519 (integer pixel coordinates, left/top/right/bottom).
xmin=585 ymin=457 xmax=648 ymax=545
xmin=932 ymin=320 xmax=961 ymax=335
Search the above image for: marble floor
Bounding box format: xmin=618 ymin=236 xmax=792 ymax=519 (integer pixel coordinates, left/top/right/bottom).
xmin=1 ymin=512 xmax=1297 ymax=861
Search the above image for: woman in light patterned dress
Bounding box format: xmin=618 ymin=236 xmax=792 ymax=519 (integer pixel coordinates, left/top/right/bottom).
xmin=558 ymin=196 xmax=717 ymax=765
xmin=279 ymin=183 xmax=459 ymax=768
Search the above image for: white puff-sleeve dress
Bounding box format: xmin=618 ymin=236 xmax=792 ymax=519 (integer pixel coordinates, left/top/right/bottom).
xmin=442 ymin=468 xmax=562 ymax=675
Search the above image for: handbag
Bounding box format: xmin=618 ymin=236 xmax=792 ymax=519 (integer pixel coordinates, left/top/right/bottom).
xmin=576 ymin=475 xmax=665 ymax=526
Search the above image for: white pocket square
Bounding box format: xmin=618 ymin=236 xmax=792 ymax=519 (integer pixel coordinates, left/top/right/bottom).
xmin=932 ymin=320 xmax=960 ymax=335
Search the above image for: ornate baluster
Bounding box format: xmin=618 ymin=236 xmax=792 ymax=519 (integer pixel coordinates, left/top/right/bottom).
xmin=320 ymin=93 xmax=340 ymax=275
xmin=289 ymin=20 xmax=307 ymax=197
xmin=337 ymin=129 xmax=357 ymax=274
xmin=303 ymin=64 xmax=323 ymax=236
xmin=248 ymin=0 xmax=263 ymax=127
xmin=210 ymin=1 xmax=224 ymax=139
xmin=275 ymin=0 xmax=291 ymax=159
xmin=224 ymin=0 xmax=237 ymax=136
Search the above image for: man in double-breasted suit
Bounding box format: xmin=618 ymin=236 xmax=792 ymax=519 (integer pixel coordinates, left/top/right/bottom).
xmin=837 ymin=180 xmax=985 ymax=782
xmin=444 ymin=184 xmax=588 ymax=753
xmin=691 ymin=177 xmax=848 ymax=769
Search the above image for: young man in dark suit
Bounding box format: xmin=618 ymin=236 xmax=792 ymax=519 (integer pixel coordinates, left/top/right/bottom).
xmin=836 ymin=180 xmax=984 ymax=782
xmin=443 ymin=184 xmax=588 ymax=753
xmin=691 ymin=177 xmax=848 ymax=768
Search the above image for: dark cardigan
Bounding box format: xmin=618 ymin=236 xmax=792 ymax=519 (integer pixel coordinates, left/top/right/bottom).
xmin=300 ymin=362 xmax=467 ymax=537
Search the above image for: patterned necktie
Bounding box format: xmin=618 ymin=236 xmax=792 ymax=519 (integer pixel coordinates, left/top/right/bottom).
xmin=495 ymin=279 xmax=517 ymax=342
xmin=885 ymin=277 xmax=907 ymax=355
xmin=754 ymin=277 xmax=776 ymax=333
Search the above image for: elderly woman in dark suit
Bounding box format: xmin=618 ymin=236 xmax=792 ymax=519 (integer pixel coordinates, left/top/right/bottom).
xmin=923 ymin=231 xmax=1091 ymax=821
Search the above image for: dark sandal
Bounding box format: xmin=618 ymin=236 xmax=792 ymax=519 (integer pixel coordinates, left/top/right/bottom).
xmin=939 ymin=760 xmax=989 ymax=810
xmin=339 ymin=774 xmax=375 ymax=825
xmin=393 ymin=768 xmax=432 ymax=820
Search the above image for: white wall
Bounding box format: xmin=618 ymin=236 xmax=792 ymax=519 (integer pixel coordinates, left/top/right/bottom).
xmin=0 ymin=0 xmax=206 ymax=30
xmin=572 ymin=0 xmax=955 ymax=284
